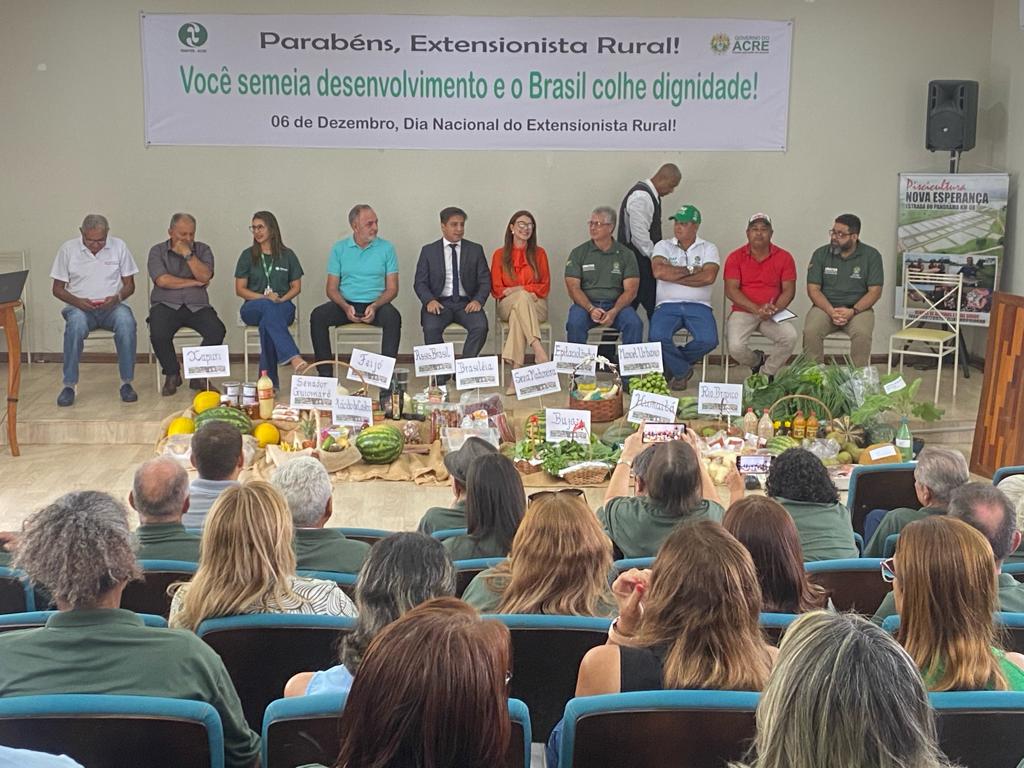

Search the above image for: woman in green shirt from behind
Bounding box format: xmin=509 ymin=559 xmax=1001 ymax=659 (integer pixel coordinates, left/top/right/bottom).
xmin=892 ymin=515 xmax=1024 ymax=691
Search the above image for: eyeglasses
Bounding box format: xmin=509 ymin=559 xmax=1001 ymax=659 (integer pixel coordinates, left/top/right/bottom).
xmin=828 ymin=229 xmax=853 ymax=238
xmin=880 ymin=557 xmax=897 ymax=583
xmin=514 ymin=221 xmax=534 ymax=229
xmin=587 ymin=220 xmax=611 ymax=228
xmin=528 ymin=488 xmax=586 ymax=504
xmin=249 ymin=224 xmax=267 ymax=232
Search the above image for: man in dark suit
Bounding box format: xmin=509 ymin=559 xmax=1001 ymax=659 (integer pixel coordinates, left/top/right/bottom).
xmin=414 ymin=206 xmax=491 ymax=383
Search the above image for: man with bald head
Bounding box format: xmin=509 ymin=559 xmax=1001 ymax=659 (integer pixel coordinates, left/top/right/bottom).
xmin=51 ymin=214 xmax=139 ymax=406
xmin=129 ymin=457 xmax=200 ymax=561
xmin=618 ymin=163 xmax=682 ymax=319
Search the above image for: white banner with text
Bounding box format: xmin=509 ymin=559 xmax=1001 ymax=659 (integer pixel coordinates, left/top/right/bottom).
xmin=142 ymin=14 xmax=793 ymax=150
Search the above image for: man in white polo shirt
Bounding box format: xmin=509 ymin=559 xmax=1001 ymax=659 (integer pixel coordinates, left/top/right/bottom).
xmin=50 ymin=214 xmax=139 ymax=406
xmin=648 ymin=205 xmax=720 ymax=391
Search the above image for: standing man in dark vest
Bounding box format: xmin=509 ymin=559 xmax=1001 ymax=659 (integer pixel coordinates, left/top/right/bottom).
xmin=618 ymin=163 xmax=682 ymax=320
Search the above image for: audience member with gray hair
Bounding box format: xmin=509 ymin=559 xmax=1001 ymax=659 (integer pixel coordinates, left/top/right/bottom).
xmin=0 ymin=491 xmax=260 ymax=767
xmin=864 ymin=447 xmax=970 ymax=556
xmin=995 ymin=472 xmax=1024 ymax=563
xmin=283 ymin=531 xmax=456 ymax=698
xmin=271 ymin=456 xmax=369 ymax=573
xmin=873 ymin=481 xmax=1024 ymax=624
xmin=128 ymin=457 xmax=200 ymax=561
xmin=50 ymin=214 xmax=139 ymax=407
xmin=731 ymin=611 xmax=955 ymax=768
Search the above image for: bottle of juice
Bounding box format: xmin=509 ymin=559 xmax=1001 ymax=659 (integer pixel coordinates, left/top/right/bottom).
xmin=806 ymin=410 xmax=820 ymax=440
xmin=743 ymin=407 xmax=758 ymax=437
xmin=782 ymin=420 xmax=792 ymax=436
xmin=896 ymin=417 xmax=913 ymax=461
xmin=792 ymin=410 xmax=806 ymax=440
xmin=758 ymin=410 xmax=774 ymax=441
xmin=257 ymin=370 xmax=274 ymax=420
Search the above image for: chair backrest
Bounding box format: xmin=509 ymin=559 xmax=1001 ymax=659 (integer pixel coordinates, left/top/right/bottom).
xmin=431 ymin=527 xmax=468 ymax=541
xmin=853 ymin=531 xmax=864 ymax=555
xmin=612 ymin=557 xmax=655 ymax=572
xmin=262 ymin=692 xmax=530 ymax=768
xmin=887 ymin=612 xmax=1024 ymax=656
xmin=883 ymin=533 xmax=900 ymax=558
xmin=0 ymin=693 xmax=224 ymax=768
xmin=120 ymin=560 xmax=197 ymax=619
xmin=902 ymin=269 xmax=964 ymax=336
xmin=993 ymin=465 xmax=1024 ymax=485
xmin=0 ymin=610 xmax=167 ymax=633
xmin=759 ymin=612 xmax=799 ymax=646
xmin=931 ymin=691 xmax=1024 ymax=768
xmin=197 ymin=613 xmax=356 ymax=733
xmin=559 ymin=690 xmax=759 ymax=768
xmin=336 ymin=527 xmax=393 ymax=547
xmin=1002 ymin=563 xmax=1024 ymax=584
xmin=805 ymin=558 xmax=892 ymax=615
xmin=485 ymin=614 xmax=611 ymax=742
xmin=453 ymin=557 xmax=507 ymax=598
xmin=0 ymin=566 xmax=34 ymax=614
xmin=847 ymin=463 xmax=919 ymax=534
xmin=296 ymin=569 xmax=358 ymax=598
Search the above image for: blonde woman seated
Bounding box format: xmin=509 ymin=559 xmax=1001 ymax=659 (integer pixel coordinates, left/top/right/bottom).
xmin=732 ymin=611 xmax=956 ymax=768
xmin=461 ymin=489 xmax=616 ymax=616
xmin=169 ymin=481 xmax=355 ymax=631
xmin=891 ymin=515 xmax=1024 ymax=691
xmin=491 ymin=210 xmax=550 ymax=391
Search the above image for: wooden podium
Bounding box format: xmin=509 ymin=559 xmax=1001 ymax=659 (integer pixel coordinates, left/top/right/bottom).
xmin=0 ymin=300 xmax=21 ymax=456
xmin=971 ymin=292 xmax=1024 ymax=477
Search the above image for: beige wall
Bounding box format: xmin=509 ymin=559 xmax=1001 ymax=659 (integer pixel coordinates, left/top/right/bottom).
xmin=0 ymin=0 xmax=1001 ymax=362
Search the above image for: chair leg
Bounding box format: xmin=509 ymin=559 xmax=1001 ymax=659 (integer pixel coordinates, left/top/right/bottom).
xmin=934 ymin=350 xmax=941 ymax=405
xmin=887 ymin=349 xmax=893 ymax=376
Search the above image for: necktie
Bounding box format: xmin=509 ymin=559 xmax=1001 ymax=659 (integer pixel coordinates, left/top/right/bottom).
xmin=450 ymin=243 xmax=461 ymax=298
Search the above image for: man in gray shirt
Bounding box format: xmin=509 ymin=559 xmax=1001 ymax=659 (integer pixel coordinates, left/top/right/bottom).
xmin=148 ymin=213 xmax=226 ymax=396
xmin=184 ymin=422 xmax=242 ymax=528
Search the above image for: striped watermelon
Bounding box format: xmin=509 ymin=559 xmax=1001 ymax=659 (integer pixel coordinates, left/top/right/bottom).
xmin=355 ymin=424 xmax=405 ymax=464
xmin=193 ymin=406 xmax=253 ymax=435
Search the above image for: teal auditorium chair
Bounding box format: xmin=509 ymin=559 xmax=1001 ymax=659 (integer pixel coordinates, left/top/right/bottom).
xmin=853 ymin=531 xmax=864 ymax=555
xmin=297 ymin=569 xmax=358 ymax=597
xmin=0 ymin=610 xmax=167 ymax=632
xmin=431 ymin=527 xmax=468 ymax=541
xmin=0 ymin=694 xmax=224 ymax=768
xmin=197 ymin=613 xmax=356 ymax=733
xmin=846 ymin=462 xmax=919 ymax=535
xmin=0 ymin=566 xmax=35 ymax=614
xmin=486 ymin=614 xmax=611 ymax=742
xmin=759 ymin=612 xmax=799 ymax=645
xmin=993 ymin=465 xmax=1024 ymax=485
xmin=453 ymin=557 xmax=506 ymax=597
xmin=804 ymin=558 xmax=892 ymax=615
xmin=337 ymin=527 xmax=393 ymax=546
xmin=558 ymin=690 xmax=759 ymax=768
xmin=120 ymin=559 xmax=197 ymax=618
xmin=1003 ymin=563 xmax=1024 ymax=583
xmin=884 ymin=612 xmax=1024 ymax=655
xmin=261 ymin=692 xmax=531 ymax=768
xmin=883 ymin=533 xmax=900 ymax=558
xmin=612 ymin=557 xmax=655 ymax=572
xmin=931 ymin=691 xmax=1024 ymax=768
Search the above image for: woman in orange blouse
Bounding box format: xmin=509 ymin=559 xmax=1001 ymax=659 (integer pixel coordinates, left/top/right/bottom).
xmin=491 ymin=210 xmax=550 ymax=390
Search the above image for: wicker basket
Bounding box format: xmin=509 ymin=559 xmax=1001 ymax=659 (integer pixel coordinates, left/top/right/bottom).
xmin=568 ymin=358 xmax=623 ymax=423
xmin=514 ymin=459 xmax=543 ymax=475
xmin=561 ymin=462 xmax=611 ymax=485
xmin=767 ymin=394 xmax=834 ymax=424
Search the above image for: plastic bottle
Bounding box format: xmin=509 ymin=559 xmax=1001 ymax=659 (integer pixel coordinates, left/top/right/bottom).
xmin=257 ymin=370 xmax=274 ymax=420
xmin=806 ymin=410 xmax=820 ymax=440
xmin=792 ymin=410 xmax=806 ymax=440
xmin=743 ymin=407 xmax=758 ymax=437
xmin=896 ymin=417 xmax=913 ymax=461
xmin=758 ymin=410 xmax=774 ymax=441
xmin=782 ymin=420 xmax=792 ymax=436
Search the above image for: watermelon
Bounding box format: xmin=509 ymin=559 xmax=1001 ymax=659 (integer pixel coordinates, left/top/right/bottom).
xmin=355 ymin=424 xmax=405 ymax=464
xmin=766 ymin=435 xmax=800 ymax=456
xmin=193 ymin=406 xmax=253 ymax=435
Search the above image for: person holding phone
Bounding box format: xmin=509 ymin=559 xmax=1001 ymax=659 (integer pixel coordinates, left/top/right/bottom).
xmin=598 ymin=426 xmax=729 ymax=558
xmin=310 ymin=204 xmax=402 ymax=383
xmin=234 ymin=211 xmax=304 ymax=389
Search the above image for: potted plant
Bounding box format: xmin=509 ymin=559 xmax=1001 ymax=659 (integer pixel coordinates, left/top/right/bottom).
xmin=849 ymin=373 xmax=943 ymax=443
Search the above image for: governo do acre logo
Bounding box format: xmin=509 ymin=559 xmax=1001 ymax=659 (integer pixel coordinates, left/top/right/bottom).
xmin=710 ymin=33 xmax=730 ymax=54
xmin=178 ymin=22 xmax=208 ymax=49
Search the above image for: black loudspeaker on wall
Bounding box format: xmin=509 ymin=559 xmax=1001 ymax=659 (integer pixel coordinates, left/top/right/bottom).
xmin=926 ymin=80 xmax=978 ymax=152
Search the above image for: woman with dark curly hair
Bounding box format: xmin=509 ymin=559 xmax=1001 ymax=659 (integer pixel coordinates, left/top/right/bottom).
xmin=765 ymin=448 xmax=857 ymax=561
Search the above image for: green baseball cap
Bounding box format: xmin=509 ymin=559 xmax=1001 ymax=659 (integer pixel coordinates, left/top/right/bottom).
xmin=669 ymin=205 xmax=701 ymax=224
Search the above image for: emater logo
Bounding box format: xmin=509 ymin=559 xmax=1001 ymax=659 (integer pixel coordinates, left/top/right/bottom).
xmin=710 ymin=33 xmax=730 ymax=54
xmin=178 ymin=22 xmax=208 ymax=49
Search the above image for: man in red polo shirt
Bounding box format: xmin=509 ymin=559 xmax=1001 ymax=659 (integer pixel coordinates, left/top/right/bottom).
xmin=723 ymin=213 xmax=798 ymax=381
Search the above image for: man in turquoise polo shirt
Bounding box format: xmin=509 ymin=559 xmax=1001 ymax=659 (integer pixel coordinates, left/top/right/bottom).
xmin=803 ymin=213 xmax=883 ymax=366
xmin=311 ymin=204 xmax=401 ymax=381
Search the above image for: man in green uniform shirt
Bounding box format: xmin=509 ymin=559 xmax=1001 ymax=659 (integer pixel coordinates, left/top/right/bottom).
xmin=863 ymin=447 xmax=969 ymax=557
xmin=129 ymin=457 xmax=201 ymax=562
xmin=873 ymin=483 xmax=1024 ymax=625
xmin=0 ymin=491 xmax=259 ymax=768
xmin=804 ymin=213 xmax=883 ymax=366
xmin=272 ymin=457 xmax=370 ymax=573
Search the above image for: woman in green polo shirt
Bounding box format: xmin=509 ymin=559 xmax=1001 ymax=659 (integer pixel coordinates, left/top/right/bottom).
xmin=234 ymin=210 xmax=304 ymax=388
xmin=765 ymin=448 xmax=858 ymax=562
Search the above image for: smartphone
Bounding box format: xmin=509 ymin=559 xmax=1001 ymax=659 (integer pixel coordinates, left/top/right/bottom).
xmin=736 ymin=454 xmax=773 ymax=474
xmin=641 ymin=423 xmax=687 ymax=443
